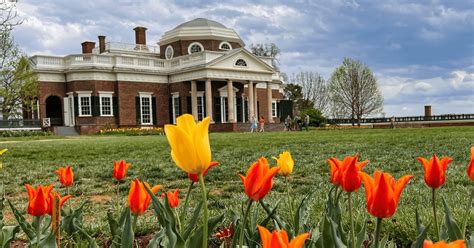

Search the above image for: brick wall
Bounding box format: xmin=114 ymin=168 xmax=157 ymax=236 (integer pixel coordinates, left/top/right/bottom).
xmin=160 ymin=40 xmax=242 ymax=59
xmin=38 ymin=82 xmax=66 ymax=121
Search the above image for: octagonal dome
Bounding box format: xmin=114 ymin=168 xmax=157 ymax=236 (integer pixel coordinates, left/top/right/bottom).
xmin=159 ymin=18 xmax=244 ymax=46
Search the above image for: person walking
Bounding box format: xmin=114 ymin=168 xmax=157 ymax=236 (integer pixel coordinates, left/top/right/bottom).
xmin=284 ymin=115 xmax=292 ymax=131
xmin=304 ymin=114 xmax=310 ymax=131
xmin=259 ymin=116 xmax=265 ymax=132
xmin=250 ymin=115 xmax=258 ymax=133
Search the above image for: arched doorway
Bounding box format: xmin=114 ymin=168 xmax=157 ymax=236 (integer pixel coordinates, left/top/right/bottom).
xmin=45 ymin=96 xmax=63 ymax=125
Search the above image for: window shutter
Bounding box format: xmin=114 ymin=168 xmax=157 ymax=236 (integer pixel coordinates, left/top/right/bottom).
xmin=113 ymin=96 xmax=118 ymax=118
xmin=277 ymin=101 xmax=280 ymax=118
xmin=236 ymin=97 xmax=242 ymax=122
xmin=74 ymin=97 xmax=78 ymax=117
xmin=214 ymin=97 xmax=221 ymax=123
xmin=177 ymin=97 xmax=181 ymax=116
xmin=168 ymin=97 xmax=173 ymax=124
xmin=135 ymin=96 xmax=141 ymax=126
xmin=256 ymin=101 xmax=259 ymax=117
xmin=244 ymin=99 xmax=248 ymax=122
xmin=92 ymin=96 xmax=100 ymax=116
xmin=186 ymin=96 xmax=192 ymax=114
xmin=152 ymin=97 xmax=157 ymax=125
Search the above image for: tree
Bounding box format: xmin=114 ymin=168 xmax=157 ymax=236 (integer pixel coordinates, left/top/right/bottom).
xmin=0 ymin=1 xmax=38 ymax=119
xmin=329 ymin=58 xmax=383 ymax=125
xmin=249 ymin=43 xmax=281 ymax=71
xmin=290 ymin=71 xmax=329 ymax=115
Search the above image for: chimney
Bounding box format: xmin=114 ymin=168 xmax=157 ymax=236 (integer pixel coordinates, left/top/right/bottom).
xmin=81 ymin=41 xmax=95 ymax=54
xmin=424 ymin=105 xmax=432 ymax=120
xmin=98 ymin=35 xmax=106 ymax=53
xmin=133 ymin=26 xmax=147 ymax=45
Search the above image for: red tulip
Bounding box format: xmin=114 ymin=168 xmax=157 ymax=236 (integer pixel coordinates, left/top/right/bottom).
xmin=467 ymin=147 xmax=474 ymax=181
xmin=26 ymin=184 xmax=53 ymax=216
xmin=328 ymin=155 xmax=368 ymax=189
xmin=360 ymin=171 xmax=413 ymax=218
xmin=239 ymin=157 xmax=279 ymax=201
xmin=161 ymin=189 xmax=180 ymax=208
xmin=423 ymin=240 xmax=466 ymax=248
xmin=188 ymin=161 xmax=219 ymax=183
xmin=55 ymin=165 xmax=74 ymax=187
xmin=128 ymin=179 xmax=160 ymax=215
xmin=113 ymin=160 xmax=130 ymax=181
xmin=47 ymin=192 xmax=72 ymax=215
xmin=417 ymin=154 xmax=453 ymax=189
xmin=258 ymin=225 xmax=309 ymax=248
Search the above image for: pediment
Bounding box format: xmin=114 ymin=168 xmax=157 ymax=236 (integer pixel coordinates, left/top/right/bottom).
xmin=205 ymin=48 xmax=275 ymax=73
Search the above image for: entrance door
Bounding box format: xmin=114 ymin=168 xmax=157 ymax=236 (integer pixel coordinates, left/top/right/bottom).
xmin=63 ymin=96 xmax=75 ymax=127
xmin=45 ymin=96 xmax=63 ymax=126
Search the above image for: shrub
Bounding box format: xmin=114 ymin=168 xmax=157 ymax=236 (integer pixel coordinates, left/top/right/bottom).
xmin=300 ymin=107 xmax=326 ymax=127
xmin=98 ymin=127 xmax=164 ymax=136
xmin=0 ymin=130 xmax=52 ymax=137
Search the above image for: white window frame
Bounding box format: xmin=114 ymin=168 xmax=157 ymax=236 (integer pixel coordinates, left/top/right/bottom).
xmin=234 ymin=58 xmax=248 ymax=67
xmin=196 ymin=92 xmax=205 ymax=121
xmin=188 ymin=42 xmax=204 ymax=54
xmin=77 ymin=91 xmax=92 ymax=117
xmin=99 ymin=92 xmax=114 ymax=117
xmin=218 ymin=86 xmax=238 ymax=123
xmin=139 ymin=92 xmax=153 ymax=125
xmin=165 ymin=45 xmax=174 ymax=60
xmin=171 ymin=93 xmax=180 ymax=124
xmin=272 ymin=100 xmax=277 ymax=118
xmin=219 ymin=41 xmax=232 ymax=51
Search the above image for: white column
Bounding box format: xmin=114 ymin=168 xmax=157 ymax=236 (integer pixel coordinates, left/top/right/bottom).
xmin=191 ymin=80 xmax=198 ymax=121
xmin=248 ymin=81 xmax=254 ymax=120
xmin=227 ymin=80 xmax=235 ymax=123
xmin=205 ymin=78 xmax=213 ymax=122
xmin=254 ymin=83 xmax=258 ymax=117
xmin=267 ymin=82 xmax=274 ymax=123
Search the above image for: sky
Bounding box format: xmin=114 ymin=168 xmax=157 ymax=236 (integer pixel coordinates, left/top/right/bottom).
xmin=12 ymin=0 xmax=474 ymax=117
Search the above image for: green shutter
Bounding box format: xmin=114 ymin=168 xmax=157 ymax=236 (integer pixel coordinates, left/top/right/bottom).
xmin=168 ymin=97 xmax=173 ymax=124
xmin=152 ymin=97 xmax=157 ymax=125
xmin=214 ymin=97 xmax=221 ymax=123
xmin=135 ymin=96 xmax=141 ymax=126
xmin=113 ymin=96 xmax=118 ymax=118
xmin=92 ymin=96 xmax=100 ymax=116
xmin=74 ymin=97 xmax=78 ymax=117
xmin=187 ymin=96 xmax=192 ymax=114
xmin=236 ymin=97 xmax=242 ymax=122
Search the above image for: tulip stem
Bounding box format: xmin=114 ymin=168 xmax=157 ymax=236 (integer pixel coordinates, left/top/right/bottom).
xmin=461 ymin=188 xmax=474 ymax=236
xmin=133 ymin=214 xmax=138 ymax=231
xmin=259 ymin=200 xmax=285 ymax=229
xmin=432 ymin=188 xmax=440 ymax=240
xmin=181 ymin=181 xmax=194 ymax=225
xmin=348 ymin=192 xmax=356 ymax=248
xmin=374 ymin=217 xmax=382 ymax=248
xmin=198 ymin=174 xmax=208 ymax=248
xmin=285 ymin=177 xmax=294 ymax=221
xmin=174 ymin=208 xmax=182 ymax=233
xmin=34 ymin=216 xmax=42 ymax=247
xmin=239 ymin=200 xmax=253 ymax=248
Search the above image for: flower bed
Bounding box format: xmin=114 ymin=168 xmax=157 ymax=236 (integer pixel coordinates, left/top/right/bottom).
xmin=98 ymin=127 xmax=164 ymax=136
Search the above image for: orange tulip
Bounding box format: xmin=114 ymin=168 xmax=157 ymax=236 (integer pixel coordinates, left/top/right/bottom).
xmin=360 ymin=171 xmax=413 ymax=218
xmin=161 ymin=189 xmax=180 ymax=208
xmin=26 ymin=184 xmax=53 ymax=216
xmin=188 ymin=161 xmax=219 ymax=183
xmin=423 ymin=240 xmax=466 ymax=248
xmin=258 ymin=225 xmax=309 ymax=248
xmin=55 ymin=165 xmax=74 ymax=187
xmin=128 ymin=179 xmax=160 ymax=215
xmin=239 ymin=157 xmax=279 ymax=201
xmin=467 ymin=147 xmax=474 ymax=181
xmin=47 ymin=192 xmax=72 ymax=215
xmin=328 ymin=155 xmax=368 ymax=191
xmin=417 ymin=154 xmax=453 ymax=189
xmin=113 ymin=160 xmax=130 ymax=181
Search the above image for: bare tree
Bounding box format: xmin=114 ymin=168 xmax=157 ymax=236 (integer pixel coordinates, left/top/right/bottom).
xmin=249 ymin=43 xmax=281 ymax=71
xmin=1 ymin=0 xmax=22 ymax=31
xmin=329 ymin=58 xmax=383 ymax=125
xmin=290 ymin=71 xmax=329 ymax=114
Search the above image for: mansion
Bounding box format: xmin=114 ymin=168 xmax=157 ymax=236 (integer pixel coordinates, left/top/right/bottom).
xmin=30 ymin=18 xmax=286 ymax=134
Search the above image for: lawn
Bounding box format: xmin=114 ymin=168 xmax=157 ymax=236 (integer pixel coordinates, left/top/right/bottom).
xmin=1 ymin=127 xmax=473 ymax=246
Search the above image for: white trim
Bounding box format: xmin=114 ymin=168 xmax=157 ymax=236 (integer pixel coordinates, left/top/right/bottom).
xmin=234 ymin=58 xmax=248 ymax=67
xmin=188 ymin=42 xmax=204 ymax=54
xmin=98 ymin=91 xmax=114 ymax=94
xmin=77 ymin=93 xmax=92 ymax=117
xmin=197 ymin=95 xmax=205 ymax=121
xmin=138 ymin=92 xmax=153 ymax=96
xmin=271 ymin=100 xmax=277 ymax=118
xmin=219 ymin=41 xmax=232 ymax=50
xmin=99 ymin=93 xmax=114 ymax=117
xmin=171 ymin=94 xmax=180 ymax=124
xmin=76 ymin=91 xmax=93 ymax=94
xmin=140 ymin=94 xmax=153 ymax=125
xmin=165 ymin=45 xmax=174 ymax=60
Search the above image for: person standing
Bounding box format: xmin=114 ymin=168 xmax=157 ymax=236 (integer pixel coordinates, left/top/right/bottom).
xmin=284 ymin=115 xmax=292 ymax=131
xmin=304 ymin=114 xmax=310 ymax=131
xmin=259 ymin=116 xmax=265 ymax=132
xmin=250 ymin=115 xmax=258 ymax=133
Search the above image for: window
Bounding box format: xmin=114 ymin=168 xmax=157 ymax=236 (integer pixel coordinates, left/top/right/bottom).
xmin=221 ymin=97 xmax=228 ymax=123
xmin=172 ymin=94 xmax=180 ymax=124
xmin=219 ymin=41 xmax=232 ymax=51
xmin=188 ymin=42 xmax=203 ymax=54
xmin=78 ymin=93 xmax=91 ymax=117
xmin=197 ymin=95 xmax=204 ymax=121
xmin=140 ymin=94 xmax=152 ymax=125
xmin=235 ymin=59 xmax=247 ymax=67
xmin=99 ymin=93 xmax=113 ymax=116
xmin=165 ymin=45 xmax=174 ymax=60
xmin=272 ymin=100 xmax=277 ymax=117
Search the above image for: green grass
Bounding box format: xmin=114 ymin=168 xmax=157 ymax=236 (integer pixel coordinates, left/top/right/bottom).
xmin=1 ymin=127 xmax=473 ymax=246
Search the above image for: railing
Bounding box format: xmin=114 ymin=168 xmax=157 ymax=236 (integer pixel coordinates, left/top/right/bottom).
xmin=105 ymin=42 xmax=160 ymax=54
xmin=0 ymin=119 xmax=41 ymax=128
xmin=329 ymin=114 xmax=474 ymax=124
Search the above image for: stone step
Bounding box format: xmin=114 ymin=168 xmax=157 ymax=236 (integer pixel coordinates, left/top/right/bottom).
xmin=55 ymin=126 xmax=79 ymax=136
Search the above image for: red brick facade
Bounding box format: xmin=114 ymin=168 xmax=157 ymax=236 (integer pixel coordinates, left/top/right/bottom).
xmin=159 ymin=40 xmax=242 ymax=59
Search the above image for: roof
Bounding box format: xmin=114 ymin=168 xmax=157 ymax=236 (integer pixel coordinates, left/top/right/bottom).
xmin=174 ymin=18 xmax=227 ymax=29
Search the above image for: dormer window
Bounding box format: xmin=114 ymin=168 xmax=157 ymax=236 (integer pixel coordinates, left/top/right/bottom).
xmin=235 ymin=59 xmax=247 ymax=67
xmin=165 ymin=45 xmax=174 ymax=60
xmin=188 ymin=42 xmax=203 ymax=54
xmin=219 ymin=41 xmax=232 ymax=51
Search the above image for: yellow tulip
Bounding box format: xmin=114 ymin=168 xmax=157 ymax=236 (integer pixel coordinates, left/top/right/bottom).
xmin=0 ymin=149 xmax=7 ymax=156
xmin=164 ymin=114 xmax=212 ymax=174
xmin=274 ymin=151 xmax=294 ymax=176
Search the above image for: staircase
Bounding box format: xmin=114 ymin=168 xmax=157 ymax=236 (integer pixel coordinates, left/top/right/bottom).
xmin=55 ymin=126 xmax=79 ymax=136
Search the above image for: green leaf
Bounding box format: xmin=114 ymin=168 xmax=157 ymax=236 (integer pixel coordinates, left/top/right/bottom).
xmin=441 ymin=197 xmax=463 ymax=240
xmin=316 ymin=215 xmax=347 ymax=248
xmin=73 ymin=219 xmax=98 ymax=248
xmin=38 ymin=230 xmax=57 ymax=248
xmin=0 ymin=225 xmax=19 ymax=248
xmin=182 ymin=200 xmax=203 ymax=240
xmin=355 ymin=221 xmax=366 ymax=248
xmin=294 ymin=193 xmax=311 ymax=236
xmin=120 ymin=207 xmax=134 ymax=248
xmin=7 ymin=200 xmax=35 ymax=240
xmin=411 ymin=210 xmax=430 ymax=248
xmin=187 ymin=214 xmax=224 ymax=248
xmin=61 ymin=201 xmax=87 ymax=235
